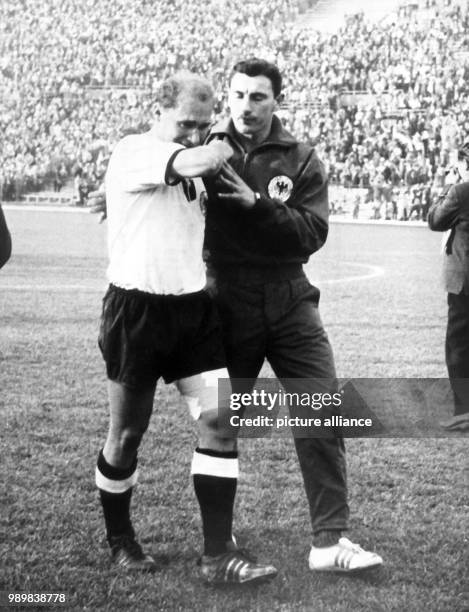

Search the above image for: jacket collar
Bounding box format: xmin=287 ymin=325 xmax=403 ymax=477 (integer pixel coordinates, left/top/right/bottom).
xmin=210 ymin=114 xmax=297 ymax=149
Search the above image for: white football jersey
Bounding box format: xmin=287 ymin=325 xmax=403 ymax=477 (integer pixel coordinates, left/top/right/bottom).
xmin=105 ymin=130 xmax=206 ymax=295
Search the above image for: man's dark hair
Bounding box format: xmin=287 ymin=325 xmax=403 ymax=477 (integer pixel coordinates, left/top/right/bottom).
xmin=231 ymin=58 xmax=282 ymax=98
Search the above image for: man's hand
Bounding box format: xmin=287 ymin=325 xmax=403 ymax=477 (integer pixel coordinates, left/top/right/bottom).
xmin=88 ymin=190 xmax=107 ymax=222
xmin=207 ymin=140 xmax=234 ymax=165
xmin=171 ymin=141 xmax=233 ymax=178
xmin=217 ymin=162 xmax=257 ymax=209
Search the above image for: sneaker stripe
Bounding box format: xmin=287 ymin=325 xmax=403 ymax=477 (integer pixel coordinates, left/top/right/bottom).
xmin=232 ymin=559 xmax=246 ymax=581
xmin=336 ymin=549 xmax=348 ymax=568
xmin=340 ymin=552 xmax=348 ymax=569
xmin=227 ymin=558 xmax=238 ymax=581
xmin=224 ymin=557 xmax=238 ymax=581
xmin=343 ymin=551 xmax=355 ymax=569
xmin=334 ymin=550 xmax=342 ymax=568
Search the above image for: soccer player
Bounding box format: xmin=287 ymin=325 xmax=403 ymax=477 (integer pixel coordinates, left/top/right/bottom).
xmin=0 ymin=203 xmax=12 ymax=269
xmin=95 ymin=72 xmax=277 ymax=583
xmin=203 ymin=58 xmax=383 ymax=573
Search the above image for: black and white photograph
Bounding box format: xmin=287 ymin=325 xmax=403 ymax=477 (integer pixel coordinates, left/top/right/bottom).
xmin=0 ymin=0 xmax=468 ymax=610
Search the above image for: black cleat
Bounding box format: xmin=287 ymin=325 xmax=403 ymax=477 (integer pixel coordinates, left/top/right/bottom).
xmin=200 ymin=548 xmax=277 ymax=584
xmin=109 ymin=534 xmax=156 ymax=572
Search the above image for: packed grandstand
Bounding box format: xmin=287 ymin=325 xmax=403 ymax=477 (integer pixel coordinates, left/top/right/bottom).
xmin=0 ymin=0 xmax=468 ymax=219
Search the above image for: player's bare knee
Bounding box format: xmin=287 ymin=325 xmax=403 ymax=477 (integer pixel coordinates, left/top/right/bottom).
xmin=199 ymin=435 xmax=237 ymax=453
xmin=198 ymin=422 xmax=237 ymax=452
xmin=198 ymin=408 xmax=218 ymax=430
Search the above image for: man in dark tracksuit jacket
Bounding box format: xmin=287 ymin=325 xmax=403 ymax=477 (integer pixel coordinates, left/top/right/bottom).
xmin=204 ymin=58 xmax=382 ymax=572
xmin=428 ymin=142 xmax=469 ymax=432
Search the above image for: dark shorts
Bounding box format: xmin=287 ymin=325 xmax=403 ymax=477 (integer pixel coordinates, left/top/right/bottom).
xmin=98 ymin=284 xmax=226 ymax=387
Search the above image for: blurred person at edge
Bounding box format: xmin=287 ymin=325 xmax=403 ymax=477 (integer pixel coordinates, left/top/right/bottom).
xmin=0 ymin=203 xmax=12 ymax=269
xmin=428 ymin=141 xmax=469 ymax=431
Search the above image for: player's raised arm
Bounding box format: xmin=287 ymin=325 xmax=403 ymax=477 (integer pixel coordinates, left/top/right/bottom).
xmin=170 ymin=141 xmax=233 ymax=180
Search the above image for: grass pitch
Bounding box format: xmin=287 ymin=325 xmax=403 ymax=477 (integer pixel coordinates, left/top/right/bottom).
xmin=0 ymin=210 xmax=467 ymax=612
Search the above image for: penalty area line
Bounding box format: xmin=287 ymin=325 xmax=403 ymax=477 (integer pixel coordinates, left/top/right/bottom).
xmin=3 ymin=264 xmax=385 ymax=291
xmin=318 ymin=262 xmax=385 ymax=284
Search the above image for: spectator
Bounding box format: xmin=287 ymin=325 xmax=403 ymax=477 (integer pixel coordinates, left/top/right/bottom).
xmin=428 ymin=141 xmax=469 ymax=431
xmin=74 ymin=168 xmax=89 ymax=206
xmin=0 ymin=0 xmax=468 ymax=201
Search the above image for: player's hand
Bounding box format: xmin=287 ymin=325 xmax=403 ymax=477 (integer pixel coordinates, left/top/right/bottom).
xmin=87 ymin=190 xmax=107 ymax=222
xmin=216 ymin=162 xmax=256 ymax=209
xmin=173 ymin=141 xmax=233 ymax=178
xmin=205 ymin=141 xmax=234 ymax=175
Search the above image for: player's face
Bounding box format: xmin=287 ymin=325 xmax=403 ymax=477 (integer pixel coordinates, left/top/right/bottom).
xmin=228 ymin=73 xmax=278 ymax=143
xmin=162 ymin=97 xmax=213 ymax=148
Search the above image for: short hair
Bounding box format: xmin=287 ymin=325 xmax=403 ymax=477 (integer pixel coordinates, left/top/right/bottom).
xmin=231 ymin=58 xmax=282 ymax=98
xmin=156 ymin=72 xmax=214 ymax=110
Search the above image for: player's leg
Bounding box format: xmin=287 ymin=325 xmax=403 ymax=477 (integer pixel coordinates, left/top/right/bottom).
xmin=96 ymin=380 xmax=156 ymax=571
xmin=96 ymin=284 xmax=160 ymax=570
xmin=177 ymin=370 xmax=277 ymax=583
xmin=103 ymin=380 xmax=156 ymax=467
xmin=182 ymin=280 xmax=266 ymax=533
xmin=265 ymin=277 xmax=382 ymax=572
xmin=174 ymin=286 xmax=276 ymax=582
xmin=207 ymin=281 xmax=265 ymax=552
xmin=177 ymin=370 xmax=237 ymax=557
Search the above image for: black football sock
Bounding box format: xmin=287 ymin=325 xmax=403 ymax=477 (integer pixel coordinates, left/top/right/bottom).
xmin=313 ymin=529 xmax=343 ymax=547
xmin=192 ymin=448 xmax=238 ymax=557
xmin=96 ymin=449 xmax=138 ymax=543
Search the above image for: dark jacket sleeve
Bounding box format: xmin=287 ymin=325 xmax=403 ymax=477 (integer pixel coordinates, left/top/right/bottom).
xmin=247 ymin=151 xmax=329 ymax=257
xmin=0 ymin=204 xmax=12 ymax=269
xmin=428 ymin=182 xmax=469 ymax=231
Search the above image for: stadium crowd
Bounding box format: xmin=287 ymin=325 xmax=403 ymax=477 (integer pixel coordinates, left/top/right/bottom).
xmin=0 ymin=0 xmax=468 ymax=220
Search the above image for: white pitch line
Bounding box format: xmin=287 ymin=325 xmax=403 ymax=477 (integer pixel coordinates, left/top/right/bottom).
xmin=2 ymin=263 xmax=384 ymax=291
xmin=329 ymin=216 xmax=426 ymax=227
xmin=0 ymin=284 xmax=104 ymax=291
xmin=3 ymin=204 xmax=429 ymax=227
xmin=2 ymin=204 xmax=91 ymax=214
xmin=318 ymin=262 xmax=385 ymax=284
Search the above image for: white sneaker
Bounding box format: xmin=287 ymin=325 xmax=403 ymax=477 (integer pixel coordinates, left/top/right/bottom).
xmin=309 ymin=537 xmax=383 ymax=572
